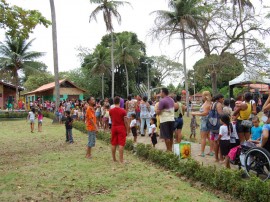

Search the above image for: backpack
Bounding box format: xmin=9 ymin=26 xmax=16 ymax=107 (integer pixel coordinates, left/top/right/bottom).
xmin=207 ymin=102 xmax=220 ymax=134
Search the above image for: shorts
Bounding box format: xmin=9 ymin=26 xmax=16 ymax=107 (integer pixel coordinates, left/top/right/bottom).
xmin=131 ymin=127 xmax=137 ymax=137
xmin=30 ymin=119 xmax=35 ymax=124
xmin=236 ymin=119 xmax=251 ymax=133
xmin=174 ymin=117 xmax=183 ymax=130
xmin=127 ymin=111 xmax=136 ymax=118
xmin=200 ymin=117 xmax=209 ymax=132
xmin=220 ymin=140 xmax=231 ymax=156
xmin=149 ymin=133 xmax=157 ymax=145
xmin=230 ymin=139 xmax=240 ymax=149
xmin=95 ymin=111 xmax=101 ymax=118
xmin=136 ymin=112 xmax=140 ymax=120
xmin=160 ymin=121 xmax=174 ymax=140
xmin=87 ymin=131 xmax=96 ymax=148
xmin=38 ymin=120 xmax=42 ymax=125
xmin=210 ymin=132 xmax=219 ymax=141
xmin=103 ymin=117 xmax=109 ymax=122
xmin=111 ymin=125 xmax=127 ymax=146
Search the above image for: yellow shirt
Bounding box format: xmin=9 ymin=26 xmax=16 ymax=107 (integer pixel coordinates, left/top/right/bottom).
xmin=238 ymin=103 xmax=251 ymax=120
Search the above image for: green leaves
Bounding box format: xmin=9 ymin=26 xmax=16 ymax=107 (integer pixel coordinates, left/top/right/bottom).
xmin=0 ymin=0 xmax=51 ymax=39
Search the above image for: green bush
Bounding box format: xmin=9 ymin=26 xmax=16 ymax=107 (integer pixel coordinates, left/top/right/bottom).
xmin=0 ymin=111 xmax=28 ymax=118
xmin=43 ymin=114 xmax=270 ymax=202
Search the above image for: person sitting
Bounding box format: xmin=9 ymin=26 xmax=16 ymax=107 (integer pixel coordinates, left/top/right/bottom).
xmin=257 ymin=112 xmax=270 ymax=153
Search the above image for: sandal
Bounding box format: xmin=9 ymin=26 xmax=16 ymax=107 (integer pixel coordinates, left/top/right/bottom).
xmin=207 ymin=152 xmax=214 ymax=156
xmin=198 ymin=153 xmax=205 ymax=157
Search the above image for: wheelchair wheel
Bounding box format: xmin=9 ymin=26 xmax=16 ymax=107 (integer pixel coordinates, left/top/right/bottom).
xmin=244 ymin=147 xmax=270 ymax=181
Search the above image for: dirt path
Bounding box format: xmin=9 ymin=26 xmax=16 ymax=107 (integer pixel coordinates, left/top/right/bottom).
xmin=128 ymin=135 xmax=238 ymax=169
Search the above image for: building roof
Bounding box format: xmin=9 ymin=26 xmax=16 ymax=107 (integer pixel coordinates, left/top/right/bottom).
xmin=23 ymin=79 xmax=86 ymax=95
xmin=0 ymin=81 xmax=24 ymax=91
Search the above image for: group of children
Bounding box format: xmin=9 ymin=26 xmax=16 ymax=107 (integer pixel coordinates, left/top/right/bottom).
xmin=129 ymin=113 xmax=158 ymax=147
xmin=27 ymin=108 xmax=43 ymax=133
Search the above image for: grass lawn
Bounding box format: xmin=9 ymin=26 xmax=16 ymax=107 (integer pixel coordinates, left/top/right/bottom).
xmin=0 ymin=118 xmax=225 ymax=202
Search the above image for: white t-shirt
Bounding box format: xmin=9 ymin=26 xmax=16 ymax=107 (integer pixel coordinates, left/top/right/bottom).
xmin=148 ymin=124 xmax=156 ymax=134
xmin=130 ymin=119 xmax=136 ymax=128
xmin=150 ymin=105 xmax=155 ymax=117
xmin=219 ymin=125 xmax=230 ymax=140
xmin=231 ymin=122 xmax=239 ymax=139
xmin=74 ymin=109 xmax=78 ymax=116
xmin=29 ymin=111 xmax=35 ymax=120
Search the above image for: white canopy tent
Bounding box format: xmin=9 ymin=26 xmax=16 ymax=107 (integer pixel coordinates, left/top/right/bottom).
xmin=229 ymin=72 xmax=270 ymax=98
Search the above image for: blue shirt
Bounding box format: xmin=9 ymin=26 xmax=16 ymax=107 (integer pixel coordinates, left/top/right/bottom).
xmin=251 ymin=126 xmax=262 ymax=141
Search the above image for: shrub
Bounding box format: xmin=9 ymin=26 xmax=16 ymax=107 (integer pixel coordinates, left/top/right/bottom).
xmin=0 ymin=111 xmax=28 ymax=118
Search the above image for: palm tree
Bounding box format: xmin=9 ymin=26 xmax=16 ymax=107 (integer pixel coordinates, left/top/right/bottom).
xmin=152 ymin=0 xmax=202 ymax=116
xmin=49 ymin=0 xmax=60 ymax=110
xmin=222 ymin=0 xmax=260 ymax=67
xmin=115 ymin=33 xmax=141 ymax=97
xmin=0 ymin=36 xmax=46 ymax=104
xmin=89 ymin=0 xmax=131 ymax=98
xmin=85 ymin=45 xmax=110 ymax=99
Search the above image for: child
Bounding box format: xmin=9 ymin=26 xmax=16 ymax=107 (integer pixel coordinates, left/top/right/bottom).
xmin=218 ymin=114 xmax=232 ymax=169
xmin=103 ymin=105 xmax=110 ymax=130
xmin=190 ymin=115 xmax=198 ymax=139
xmin=37 ymin=110 xmax=43 ymax=132
xmin=148 ymin=117 xmax=157 ymax=147
xmin=130 ymin=113 xmax=137 ymax=143
xmin=230 ymin=115 xmax=240 ymax=148
xmin=65 ymin=111 xmax=74 ymax=144
xmin=27 ymin=108 xmax=36 ymax=133
xmin=250 ymin=116 xmax=262 ymax=143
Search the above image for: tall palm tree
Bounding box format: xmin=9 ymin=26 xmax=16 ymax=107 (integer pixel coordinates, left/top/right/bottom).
xmin=222 ymin=0 xmax=259 ymax=67
xmin=152 ymin=0 xmax=202 ymax=116
xmin=115 ymin=34 xmax=141 ymax=97
xmin=49 ymin=0 xmax=60 ymax=110
xmin=89 ymin=0 xmax=131 ymax=98
xmin=0 ymin=36 xmax=46 ymax=104
xmin=86 ymin=45 xmax=110 ymax=99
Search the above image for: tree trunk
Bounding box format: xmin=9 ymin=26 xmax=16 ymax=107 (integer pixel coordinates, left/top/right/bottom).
xmin=181 ymin=31 xmax=189 ymax=117
xmin=50 ymin=0 xmax=60 ymax=111
xmin=14 ymin=69 xmax=19 ymax=108
xmin=211 ymin=70 xmax=218 ymax=95
xmin=124 ymin=62 xmax=129 ymax=97
xmin=110 ymin=32 xmax=115 ymax=98
xmin=238 ymin=0 xmax=248 ymax=67
xmin=101 ymin=73 xmax=104 ymax=99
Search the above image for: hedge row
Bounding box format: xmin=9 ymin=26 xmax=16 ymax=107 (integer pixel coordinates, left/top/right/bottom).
xmin=0 ymin=111 xmax=28 ymax=118
xmin=44 ymin=113 xmax=270 ymax=202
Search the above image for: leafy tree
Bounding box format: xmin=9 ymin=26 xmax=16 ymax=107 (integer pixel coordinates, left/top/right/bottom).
xmin=89 ymin=0 xmax=131 ymax=98
xmin=151 ymin=0 xmax=205 ymax=116
xmin=82 ymin=45 xmax=110 ymax=99
xmin=115 ymin=32 xmax=142 ymax=97
xmin=0 ymin=36 xmax=46 ymax=103
xmin=150 ymin=55 xmax=182 ymax=85
xmin=193 ymin=53 xmax=244 ymax=94
xmin=50 ymin=0 xmax=60 ymax=111
xmin=0 ymin=0 xmax=51 ymax=38
xmin=24 ymin=72 xmax=54 ymax=91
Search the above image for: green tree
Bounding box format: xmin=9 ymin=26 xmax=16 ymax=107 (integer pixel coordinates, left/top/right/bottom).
xmin=49 ymin=0 xmax=60 ymax=111
xmin=0 ymin=36 xmax=46 ymax=103
xmin=115 ymin=32 xmax=142 ymax=97
xmin=193 ymin=53 xmax=244 ymax=94
xmin=0 ymin=0 xmax=51 ymax=39
xmin=89 ymin=0 xmax=131 ymax=98
xmin=152 ymin=0 xmax=204 ymax=116
xmin=83 ymin=45 xmax=110 ymax=99
xmin=24 ymin=72 xmax=54 ymax=91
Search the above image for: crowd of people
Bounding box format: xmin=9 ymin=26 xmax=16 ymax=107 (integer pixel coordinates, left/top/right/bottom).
xmin=26 ymin=87 xmax=270 ymax=167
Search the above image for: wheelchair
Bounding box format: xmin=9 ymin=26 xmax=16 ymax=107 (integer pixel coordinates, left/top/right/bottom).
xmin=231 ymin=141 xmax=270 ymax=181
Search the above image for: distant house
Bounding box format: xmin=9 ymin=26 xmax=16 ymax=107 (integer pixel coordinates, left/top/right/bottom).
xmin=23 ymin=79 xmax=86 ymax=103
xmin=190 ymin=93 xmax=203 ymax=103
xmin=0 ymin=81 xmax=23 ymax=109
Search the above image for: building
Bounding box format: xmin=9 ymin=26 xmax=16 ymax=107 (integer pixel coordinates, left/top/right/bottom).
xmin=23 ymin=79 xmax=86 ymax=103
xmin=0 ymin=81 xmax=23 ymax=110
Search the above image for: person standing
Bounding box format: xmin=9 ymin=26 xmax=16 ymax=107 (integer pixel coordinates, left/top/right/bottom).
xmin=191 ymin=91 xmax=213 ymax=157
xmin=156 ymin=88 xmax=175 ymax=152
xmin=65 ymin=111 xmax=74 ymax=144
xmin=174 ymin=95 xmax=186 ymax=143
xmin=139 ymin=96 xmax=151 ymax=136
xmin=109 ymin=96 xmax=128 ymax=163
xmin=85 ymin=97 xmax=98 ymax=159
xmin=27 ymin=108 xmax=36 ymax=133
